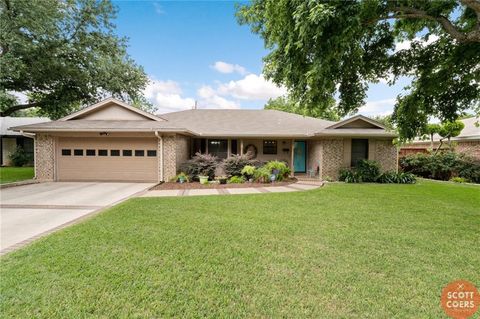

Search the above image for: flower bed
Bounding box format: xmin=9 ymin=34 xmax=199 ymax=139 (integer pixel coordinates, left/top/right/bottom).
xmin=152 ymin=178 xmax=297 ymax=190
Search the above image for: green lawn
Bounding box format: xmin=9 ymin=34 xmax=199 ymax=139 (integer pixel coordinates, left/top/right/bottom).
xmin=1 ymin=181 xmax=479 ymax=318
xmin=0 ymin=167 xmax=34 ymax=184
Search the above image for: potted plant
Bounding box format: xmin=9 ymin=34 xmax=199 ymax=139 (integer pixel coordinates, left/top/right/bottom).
xmin=198 ymin=172 xmax=209 ymax=185
xmin=177 ymin=172 xmax=188 ymax=184
xmin=216 ymin=175 xmax=228 ymax=184
xmin=241 ymin=165 xmax=256 ymax=183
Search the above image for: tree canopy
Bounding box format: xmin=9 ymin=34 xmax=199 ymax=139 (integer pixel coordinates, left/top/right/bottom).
xmin=0 ymin=0 xmax=148 ymax=119
xmin=236 ymin=0 xmax=480 ymax=140
xmin=264 ymin=96 xmax=339 ymax=120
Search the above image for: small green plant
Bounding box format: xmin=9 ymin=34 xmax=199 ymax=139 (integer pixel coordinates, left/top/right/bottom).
xmin=172 ymin=172 xmax=189 ymax=183
xmin=254 ymin=166 xmax=271 ymax=183
xmin=8 ymin=146 xmax=32 ymax=167
xmin=450 ymin=176 xmax=468 ymax=183
xmin=228 ymin=176 xmax=245 ymax=184
xmin=241 ymin=165 xmax=256 ymax=179
xmin=377 ymin=171 xmax=416 ymax=184
xmin=339 ymin=168 xmax=360 ymax=183
xmin=263 ymin=160 xmax=291 ymax=181
xmin=355 ymin=160 xmax=380 ymax=182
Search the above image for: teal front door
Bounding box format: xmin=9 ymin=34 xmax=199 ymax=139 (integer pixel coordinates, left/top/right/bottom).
xmin=293 ymin=141 xmax=306 ymax=173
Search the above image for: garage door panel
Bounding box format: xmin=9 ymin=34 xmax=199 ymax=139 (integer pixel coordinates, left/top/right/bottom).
xmin=57 ymin=137 xmax=158 ymax=182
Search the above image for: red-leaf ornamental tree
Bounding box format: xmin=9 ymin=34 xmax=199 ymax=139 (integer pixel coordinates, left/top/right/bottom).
xmin=236 ymin=0 xmax=480 ymax=139
xmin=0 ymin=0 xmax=148 ymax=119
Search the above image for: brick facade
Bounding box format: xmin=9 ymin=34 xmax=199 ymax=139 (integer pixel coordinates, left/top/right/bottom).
xmin=400 ymin=140 xmax=480 ymax=160
xmin=319 ymin=139 xmax=344 ymax=180
xmin=374 ymin=139 xmax=398 ymax=172
xmin=162 ymin=135 xmax=177 ymax=181
xmin=35 ymin=134 xmax=55 ymax=181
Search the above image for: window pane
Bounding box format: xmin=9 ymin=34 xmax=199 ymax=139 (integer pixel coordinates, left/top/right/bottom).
xmin=231 ymin=139 xmax=237 ymax=155
xmin=86 ymin=149 xmax=96 ymax=156
xmin=351 ymin=139 xmax=369 ymax=166
xmin=123 ymin=150 xmax=132 ymax=156
xmin=111 ymin=150 xmax=120 ymax=156
xmin=208 ymin=139 xmax=228 ymax=159
xmin=74 ymin=149 xmax=83 ymax=156
xmin=147 ymin=150 xmax=157 ymax=157
xmin=98 ymin=149 xmax=108 ymax=156
xmin=135 ymin=150 xmax=145 ymax=157
xmin=61 ymin=149 xmax=71 ymax=156
xmin=263 ymin=140 xmax=277 ymax=155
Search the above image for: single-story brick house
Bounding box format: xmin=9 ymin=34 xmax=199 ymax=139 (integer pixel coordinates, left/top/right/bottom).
xmin=400 ymin=117 xmax=480 ymax=159
xmin=11 ymin=98 xmax=398 ymax=182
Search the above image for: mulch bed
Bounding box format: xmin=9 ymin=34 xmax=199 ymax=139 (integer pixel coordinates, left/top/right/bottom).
xmin=151 ymin=178 xmax=297 ymax=190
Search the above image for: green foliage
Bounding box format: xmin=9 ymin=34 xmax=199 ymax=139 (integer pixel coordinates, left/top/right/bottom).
xmin=8 ymin=146 xmax=32 ymax=167
xmin=254 ymin=166 xmax=271 ymax=183
xmin=237 ymin=1 xmax=480 ymax=140
xmin=180 ymin=153 xmax=218 ymax=181
xmin=377 ymin=172 xmax=416 ymax=184
xmin=0 ymin=0 xmax=148 ymax=118
xmin=400 ymin=152 xmax=480 ymax=183
xmin=450 ymin=176 xmax=468 ymax=183
xmin=171 ymin=172 xmax=189 ymax=183
xmin=263 ymin=160 xmax=291 ymax=181
xmin=241 ymin=165 xmax=256 ymax=178
xmin=372 ymin=115 xmax=395 ymax=132
xmin=355 ymin=160 xmax=381 ymax=183
xmin=227 ymin=176 xmax=246 ymax=184
xmin=339 ymin=168 xmax=361 ymax=183
xmin=438 ymin=121 xmax=465 ymax=140
xmin=265 ymin=96 xmax=339 ymax=121
xmin=223 ymin=154 xmax=260 ymax=177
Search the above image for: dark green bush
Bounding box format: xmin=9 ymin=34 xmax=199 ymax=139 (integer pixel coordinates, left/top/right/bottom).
xmin=9 ymin=146 xmax=32 ymax=167
xmin=339 ymin=168 xmax=361 ymax=183
xmin=355 ymin=160 xmax=380 ymax=182
xmin=180 ymin=153 xmax=218 ymax=181
xmin=377 ymin=171 xmax=416 ymax=184
xmin=400 ymin=152 xmax=480 ymax=183
xmin=222 ymin=154 xmax=261 ymax=177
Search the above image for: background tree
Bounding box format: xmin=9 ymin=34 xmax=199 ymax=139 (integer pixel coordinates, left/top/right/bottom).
xmin=264 ymin=96 xmax=339 ymax=121
xmin=423 ymin=123 xmax=442 ymax=149
xmin=237 ymin=0 xmax=480 ymax=140
xmin=0 ymin=0 xmax=148 ymax=119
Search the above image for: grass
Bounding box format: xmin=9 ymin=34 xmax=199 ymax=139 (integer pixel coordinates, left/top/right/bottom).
xmin=0 ymin=167 xmax=34 ymax=184
xmin=1 ymin=181 xmax=479 ymax=318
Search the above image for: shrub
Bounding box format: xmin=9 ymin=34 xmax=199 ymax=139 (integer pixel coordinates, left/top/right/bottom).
xmin=223 ymin=154 xmax=260 ymax=177
xmin=241 ymin=165 xmax=256 ymax=179
xmin=339 ymin=168 xmax=360 ymax=183
xmin=228 ymin=176 xmax=245 ymax=184
xmin=263 ymin=160 xmax=291 ymax=181
xmin=254 ymin=166 xmax=271 ymax=183
xmin=450 ymin=176 xmax=468 ymax=183
xmin=400 ymin=152 xmax=480 ymax=183
xmin=9 ymin=146 xmax=32 ymax=167
xmin=355 ymin=160 xmax=380 ymax=182
xmin=170 ymin=172 xmax=189 ymax=183
xmin=180 ymin=153 xmax=218 ymax=180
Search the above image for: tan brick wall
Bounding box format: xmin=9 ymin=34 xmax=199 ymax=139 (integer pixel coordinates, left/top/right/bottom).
xmin=35 ymin=134 xmax=55 ymax=181
xmin=320 ymin=139 xmax=344 ymax=181
xmin=374 ymin=139 xmax=398 ymax=172
xmin=307 ymin=140 xmax=322 ymax=176
xmin=162 ymin=135 xmax=177 ymax=181
xmin=175 ymin=135 xmax=190 ymax=169
xmin=454 ymin=141 xmax=480 ymax=159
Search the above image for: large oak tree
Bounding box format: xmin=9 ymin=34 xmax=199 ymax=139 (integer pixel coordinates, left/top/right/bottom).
xmin=237 ymin=0 xmax=480 ymax=139
xmin=0 ymin=0 xmax=148 ymax=118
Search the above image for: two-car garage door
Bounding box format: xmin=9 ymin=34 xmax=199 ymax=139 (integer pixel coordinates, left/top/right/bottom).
xmin=57 ymin=137 xmax=158 ymax=182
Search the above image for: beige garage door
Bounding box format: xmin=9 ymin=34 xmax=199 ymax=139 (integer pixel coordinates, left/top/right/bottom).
xmin=57 ymin=137 xmax=158 ymax=182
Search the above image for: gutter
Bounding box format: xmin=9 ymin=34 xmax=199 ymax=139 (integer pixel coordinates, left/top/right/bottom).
xmin=155 ymin=131 xmax=164 ymax=182
xmin=20 ymin=130 xmax=36 ymax=138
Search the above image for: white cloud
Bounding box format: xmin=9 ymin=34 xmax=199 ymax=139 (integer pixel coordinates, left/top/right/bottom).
xmin=152 ymin=2 xmax=165 ymax=15
xmin=144 ymin=78 xmax=195 ymax=114
xmin=8 ymin=91 xmax=28 ymax=104
xmin=216 ymin=74 xmax=287 ymax=100
xmin=197 ymin=85 xmax=240 ymax=109
xmin=394 ymin=34 xmax=439 ymax=52
xmin=211 ymin=61 xmax=247 ymax=75
xmin=358 ymin=98 xmax=396 ymax=117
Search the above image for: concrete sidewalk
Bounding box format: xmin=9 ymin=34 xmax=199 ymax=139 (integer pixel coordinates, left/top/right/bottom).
xmin=141 ymin=181 xmax=323 ymax=197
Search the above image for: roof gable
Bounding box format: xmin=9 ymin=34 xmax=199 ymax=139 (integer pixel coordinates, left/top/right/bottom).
xmin=326 ymin=115 xmax=385 ymax=130
xmin=60 ymin=98 xmax=163 ymax=121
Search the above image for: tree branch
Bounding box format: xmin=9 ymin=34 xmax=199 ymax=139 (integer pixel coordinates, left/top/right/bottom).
xmin=0 ymin=102 xmax=40 ymax=117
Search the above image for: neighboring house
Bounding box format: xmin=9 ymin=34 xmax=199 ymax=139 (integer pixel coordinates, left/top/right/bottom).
xmin=400 ymin=117 xmax=480 ymax=159
xmin=1 ymin=116 xmax=50 ymax=166
xmin=11 ymin=98 xmax=397 ymax=182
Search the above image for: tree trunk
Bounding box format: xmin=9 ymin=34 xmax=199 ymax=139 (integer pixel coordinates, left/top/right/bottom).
xmin=0 ymin=102 xmax=40 ymax=117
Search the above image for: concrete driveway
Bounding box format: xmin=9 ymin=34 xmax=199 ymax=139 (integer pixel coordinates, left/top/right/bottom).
xmin=0 ymin=182 xmax=154 ymax=253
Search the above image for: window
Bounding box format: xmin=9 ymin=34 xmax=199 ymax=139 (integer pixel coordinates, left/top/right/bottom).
xmin=351 ymin=139 xmax=369 ymax=166
xmin=61 ymin=149 xmax=71 ymax=156
xmin=231 ymin=139 xmax=238 ymax=155
xmin=98 ymin=149 xmax=108 ymax=156
xmin=135 ymin=150 xmax=145 ymax=157
xmin=147 ymin=150 xmax=157 ymax=157
xmin=111 ymin=150 xmax=120 ymax=156
xmin=208 ymin=139 xmax=228 ymax=159
xmin=192 ymin=138 xmax=206 ymax=154
xmin=74 ymin=149 xmax=83 ymax=156
xmin=123 ymin=150 xmax=132 ymax=156
xmin=263 ymin=140 xmax=277 ymax=155
xmin=86 ymin=149 xmax=96 ymax=156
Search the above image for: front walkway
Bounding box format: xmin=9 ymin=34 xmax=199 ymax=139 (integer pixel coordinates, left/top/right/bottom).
xmin=141 ymin=180 xmax=323 ymax=197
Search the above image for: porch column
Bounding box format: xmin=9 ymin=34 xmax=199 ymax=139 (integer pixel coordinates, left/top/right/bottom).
xmin=227 ymin=139 xmax=231 ymax=158
xmin=290 ymin=139 xmax=295 ymax=176
xmin=240 ymin=139 xmax=244 ymax=155
xmin=205 ymin=138 xmax=208 ymax=154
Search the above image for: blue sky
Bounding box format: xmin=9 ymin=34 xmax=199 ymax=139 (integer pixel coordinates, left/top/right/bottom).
xmin=113 ymin=0 xmax=411 ymax=116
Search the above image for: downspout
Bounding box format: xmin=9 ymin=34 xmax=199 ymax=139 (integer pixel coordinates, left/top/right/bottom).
xmin=155 ymin=131 xmax=164 ymax=182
